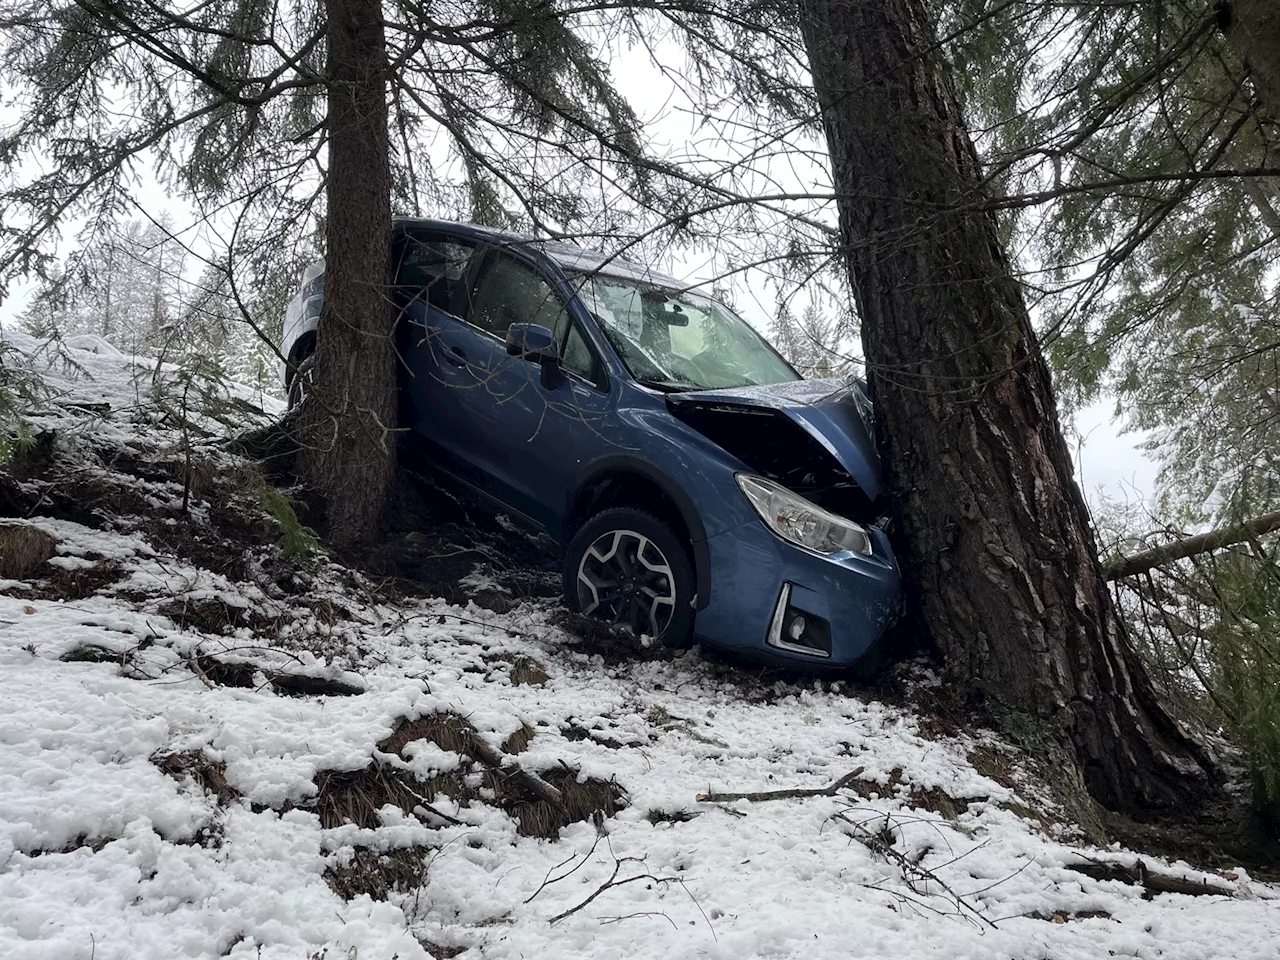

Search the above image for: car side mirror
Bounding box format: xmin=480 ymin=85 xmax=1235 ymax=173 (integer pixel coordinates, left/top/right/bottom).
xmin=505 ymin=323 xmax=564 ymax=389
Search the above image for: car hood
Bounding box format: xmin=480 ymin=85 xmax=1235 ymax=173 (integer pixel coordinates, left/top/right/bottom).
xmin=666 ymin=378 xmax=883 ymax=502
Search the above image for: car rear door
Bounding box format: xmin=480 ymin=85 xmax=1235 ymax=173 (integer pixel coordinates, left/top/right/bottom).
xmin=421 ymin=245 xmax=610 ymax=532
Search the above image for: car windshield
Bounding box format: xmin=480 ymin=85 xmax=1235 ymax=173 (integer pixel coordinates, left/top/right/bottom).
xmin=573 ymin=274 xmax=800 ymax=391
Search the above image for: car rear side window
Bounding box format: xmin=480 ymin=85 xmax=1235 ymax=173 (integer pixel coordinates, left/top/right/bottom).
xmin=396 ymin=237 xmax=476 ymax=316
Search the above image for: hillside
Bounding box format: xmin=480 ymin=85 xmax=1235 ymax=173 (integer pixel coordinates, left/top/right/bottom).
xmin=1 ymin=330 xmax=1277 ymax=960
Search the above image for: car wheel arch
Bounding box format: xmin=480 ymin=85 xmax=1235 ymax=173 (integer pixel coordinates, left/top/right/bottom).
xmin=566 ymin=458 xmax=711 ymax=611
xmin=286 ymin=331 xmax=317 ymax=390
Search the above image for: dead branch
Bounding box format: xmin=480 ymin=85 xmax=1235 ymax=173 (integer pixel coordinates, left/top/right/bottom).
xmin=466 ymin=731 xmax=563 ymax=806
xmin=549 ymin=854 xmax=677 ymax=925
xmin=1066 ymin=858 xmax=1236 ymax=898
xmin=834 ymin=811 xmax=998 ymax=930
xmin=1103 ymin=511 xmax=1280 ymax=580
xmin=696 ymin=766 xmax=865 ymax=803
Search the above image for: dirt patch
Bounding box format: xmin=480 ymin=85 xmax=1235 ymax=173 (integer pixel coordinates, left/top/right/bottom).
xmin=0 ymin=523 xmax=57 ymax=579
xmin=490 ymin=766 xmax=624 ymax=839
xmin=560 ymin=723 xmax=624 ymax=749
xmin=325 ymin=846 xmax=429 ymax=901
xmin=507 ymin=656 xmax=549 ymax=686
xmin=968 ymin=744 xmax=1019 ymax=791
xmin=192 ymin=654 xmax=258 ymax=688
xmin=550 ymin=608 xmax=675 ymax=664
xmin=377 ymin=711 xmax=626 ymax=838
xmin=1030 ymin=909 xmax=1114 ymax=923
xmin=160 ymin=597 xmax=254 ymax=635
xmin=270 ymin=673 xmax=363 ymax=697
xmin=420 ymin=941 xmax=468 ymax=960
xmin=903 ymin=785 xmax=971 ymax=820
xmin=154 ymin=750 xmax=240 ymax=805
xmin=59 ymin=644 xmax=124 ymax=664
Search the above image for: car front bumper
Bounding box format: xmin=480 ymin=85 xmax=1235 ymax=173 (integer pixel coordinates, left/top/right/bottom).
xmin=692 ymin=518 xmax=901 ymax=667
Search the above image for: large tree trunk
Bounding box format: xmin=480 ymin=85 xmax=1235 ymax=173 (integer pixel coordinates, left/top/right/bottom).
xmin=797 ymin=0 xmax=1214 ymax=813
xmin=301 ymin=0 xmax=395 ymax=554
xmin=1222 ymin=0 xmax=1280 ymax=140
xmin=1220 ymin=0 xmax=1280 ymax=230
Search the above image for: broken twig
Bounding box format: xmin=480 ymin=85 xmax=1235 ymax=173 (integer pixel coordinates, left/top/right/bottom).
xmin=697 ymin=767 xmax=865 ymax=803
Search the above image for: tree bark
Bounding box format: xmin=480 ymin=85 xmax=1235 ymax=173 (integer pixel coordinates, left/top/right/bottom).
xmin=1220 ymin=0 xmax=1280 ymax=227
xmin=301 ymin=0 xmax=396 ymax=553
xmin=797 ymin=0 xmax=1214 ymax=813
xmin=1221 ymin=0 xmax=1280 ymax=141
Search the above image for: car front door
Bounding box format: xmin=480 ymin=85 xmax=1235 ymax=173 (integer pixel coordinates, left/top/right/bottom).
xmin=409 ymin=243 xmax=611 ymax=532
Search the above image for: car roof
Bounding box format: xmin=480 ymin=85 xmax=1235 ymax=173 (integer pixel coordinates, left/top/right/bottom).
xmin=393 ymin=217 xmax=686 ymax=289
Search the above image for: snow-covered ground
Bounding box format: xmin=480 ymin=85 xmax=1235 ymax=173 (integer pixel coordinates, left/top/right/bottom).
xmin=1 ymin=331 xmax=1277 ymax=960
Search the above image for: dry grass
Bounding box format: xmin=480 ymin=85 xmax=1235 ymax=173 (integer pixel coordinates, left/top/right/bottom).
xmin=0 ymin=523 xmax=56 ymax=579
xmin=487 ymin=766 xmax=624 ymax=839
xmin=154 ymin=750 xmax=240 ymax=805
xmin=377 ymin=711 xmax=626 ymax=839
xmin=507 ymin=656 xmax=549 ymax=686
xmin=502 ymin=723 xmax=537 ymax=755
xmin=324 ymin=846 xmax=429 ymax=901
xmin=311 ymin=765 xmax=431 ymax=830
xmin=380 ymin=712 xmax=472 ymax=755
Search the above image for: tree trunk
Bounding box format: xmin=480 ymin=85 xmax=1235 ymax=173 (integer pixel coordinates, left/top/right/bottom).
xmin=797 ymin=0 xmax=1214 ymax=813
xmin=1221 ymin=0 xmax=1280 ymax=139
xmin=300 ymin=0 xmax=395 ymax=554
xmin=1220 ymin=0 xmax=1280 ymax=229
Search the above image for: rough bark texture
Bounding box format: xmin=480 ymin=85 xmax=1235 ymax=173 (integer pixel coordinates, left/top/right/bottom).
xmin=798 ymin=0 xmax=1214 ymax=812
xmin=1222 ymin=0 xmax=1280 ymax=141
xmin=1221 ymin=0 xmax=1280 ymax=226
xmin=300 ymin=0 xmax=395 ymax=553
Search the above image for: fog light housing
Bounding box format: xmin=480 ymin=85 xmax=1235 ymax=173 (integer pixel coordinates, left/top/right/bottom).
xmin=768 ymin=584 xmax=832 ymax=658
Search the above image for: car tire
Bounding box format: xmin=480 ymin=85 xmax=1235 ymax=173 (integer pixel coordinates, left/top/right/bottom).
xmin=563 ymin=508 xmax=696 ymax=648
xmin=287 ymin=354 xmax=315 ymax=410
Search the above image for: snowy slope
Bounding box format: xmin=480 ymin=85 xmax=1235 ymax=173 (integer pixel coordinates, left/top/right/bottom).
xmin=1 ymin=330 xmax=1277 ymax=960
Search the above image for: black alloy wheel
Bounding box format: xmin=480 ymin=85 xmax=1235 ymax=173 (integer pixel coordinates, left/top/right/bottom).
xmin=563 ymin=507 xmax=695 ymax=647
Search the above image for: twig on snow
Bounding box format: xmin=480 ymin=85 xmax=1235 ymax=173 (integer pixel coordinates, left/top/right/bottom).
xmin=697 ymin=767 xmax=865 ymax=803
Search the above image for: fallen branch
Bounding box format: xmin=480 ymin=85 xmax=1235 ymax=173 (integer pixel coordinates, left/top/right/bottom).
xmin=466 ymin=731 xmax=564 ymax=806
xmin=1103 ymin=511 xmax=1280 ymax=580
xmin=835 ymin=811 xmax=997 ymax=930
xmin=1066 ymin=859 xmax=1236 ymax=898
xmin=697 ymin=767 xmax=865 ymax=803
xmin=549 ymin=854 xmax=676 ymax=924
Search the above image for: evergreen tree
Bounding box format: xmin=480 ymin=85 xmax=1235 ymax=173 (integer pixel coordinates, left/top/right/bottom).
xmin=797 ymin=0 xmax=1215 ymax=816
xmin=0 ymin=0 xmax=776 ymax=552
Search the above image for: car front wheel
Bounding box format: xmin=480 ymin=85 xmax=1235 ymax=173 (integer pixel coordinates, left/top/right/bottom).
xmin=563 ymin=508 xmax=695 ymax=647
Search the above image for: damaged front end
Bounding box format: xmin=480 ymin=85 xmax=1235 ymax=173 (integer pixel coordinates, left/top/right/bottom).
xmin=665 ymin=379 xmax=887 ymax=527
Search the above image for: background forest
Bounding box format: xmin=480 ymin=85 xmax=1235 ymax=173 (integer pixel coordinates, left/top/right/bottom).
xmin=2 ymin=0 xmax=1278 ymax=814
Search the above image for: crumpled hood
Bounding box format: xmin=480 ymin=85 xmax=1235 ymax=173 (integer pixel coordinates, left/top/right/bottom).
xmin=666 ymin=378 xmax=883 ymax=502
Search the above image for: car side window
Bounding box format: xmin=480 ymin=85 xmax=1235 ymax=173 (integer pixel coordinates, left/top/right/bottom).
xmin=396 ymin=236 xmax=477 ymax=316
xmin=469 ymin=251 xmax=602 ymax=385
xmin=560 ymin=323 xmax=601 ymax=385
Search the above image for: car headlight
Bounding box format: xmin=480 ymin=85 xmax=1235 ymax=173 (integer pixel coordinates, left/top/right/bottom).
xmin=735 ymin=474 xmax=873 ymax=557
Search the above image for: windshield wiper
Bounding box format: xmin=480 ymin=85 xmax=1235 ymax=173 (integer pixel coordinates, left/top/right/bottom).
xmin=635 ymin=377 xmax=700 ymax=393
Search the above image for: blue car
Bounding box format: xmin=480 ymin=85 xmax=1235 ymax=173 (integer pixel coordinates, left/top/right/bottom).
xmin=281 ymin=219 xmax=900 ymax=666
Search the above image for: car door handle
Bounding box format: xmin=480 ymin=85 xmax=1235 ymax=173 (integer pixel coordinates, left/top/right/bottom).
xmin=444 ymin=344 xmax=468 ymax=367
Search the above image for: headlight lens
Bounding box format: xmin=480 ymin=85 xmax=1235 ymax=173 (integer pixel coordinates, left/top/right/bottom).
xmin=735 ymin=474 xmax=873 ymax=557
